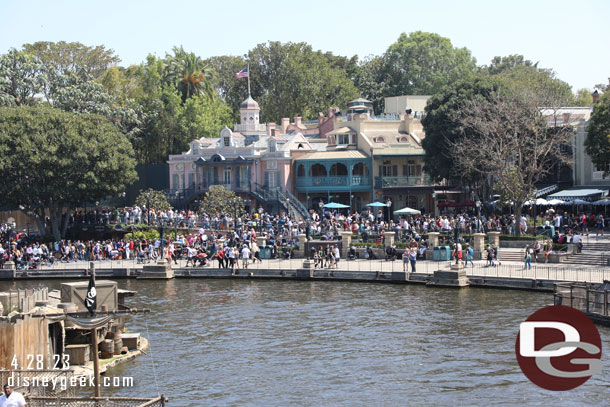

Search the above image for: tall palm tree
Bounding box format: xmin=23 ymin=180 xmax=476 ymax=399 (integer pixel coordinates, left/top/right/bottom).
xmin=165 ymin=46 xmax=215 ymax=103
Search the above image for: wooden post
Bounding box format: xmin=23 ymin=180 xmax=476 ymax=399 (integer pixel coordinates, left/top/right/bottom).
xmin=161 ymin=394 xmax=166 ymax=407
xmin=91 ymin=327 xmax=101 ymax=397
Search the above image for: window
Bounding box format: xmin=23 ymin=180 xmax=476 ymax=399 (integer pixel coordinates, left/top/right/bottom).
xmin=353 ymin=162 xmax=369 ymax=176
xmin=375 ymin=137 xmax=385 ymax=143
xmin=267 ymin=160 xmax=278 ymax=169
xmin=310 ymin=164 xmax=327 ymax=177
xmin=338 ymin=134 xmax=350 ymax=145
xmin=224 ymin=167 xmax=231 ymax=186
xmin=269 ymin=140 xmax=277 ymax=153
xmin=380 ymin=163 xmax=397 ymax=177
xmin=224 ymin=137 xmax=230 ymax=147
xmin=330 ymin=163 xmax=348 ymax=176
xmin=265 ymin=171 xmax=278 ymax=188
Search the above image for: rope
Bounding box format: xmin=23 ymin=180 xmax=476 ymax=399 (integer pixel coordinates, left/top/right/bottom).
xmin=144 ymin=314 xmax=161 ymax=398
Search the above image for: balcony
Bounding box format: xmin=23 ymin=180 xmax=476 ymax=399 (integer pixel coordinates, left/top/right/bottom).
xmin=375 ymin=176 xmax=432 ymax=188
xmin=296 ymin=176 xmax=371 ymax=188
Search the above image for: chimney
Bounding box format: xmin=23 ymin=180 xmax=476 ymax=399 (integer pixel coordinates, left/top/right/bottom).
xmin=592 ymin=90 xmax=599 ymax=104
xmin=294 ymin=115 xmax=302 ymax=128
xmin=404 ymin=110 xmax=414 ymax=134
xmin=267 ymin=122 xmax=275 ymax=137
xmin=281 ymin=117 xmax=289 ymax=132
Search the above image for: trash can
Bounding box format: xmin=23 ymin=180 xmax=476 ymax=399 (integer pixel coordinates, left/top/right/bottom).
xmin=259 ymin=246 xmax=272 ymax=259
xmin=439 ymin=246 xmax=451 ymax=261
xmin=433 ymin=246 xmax=441 ymax=261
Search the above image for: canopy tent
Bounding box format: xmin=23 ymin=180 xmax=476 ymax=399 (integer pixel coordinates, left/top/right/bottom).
xmin=547 ymin=188 xmax=606 ymax=202
xmin=524 ymin=198 xmax=550 ymax=206
xmin=323 ymin=202 xmax=350 ymax=209
xmin=555 ymin=199 xmax=589 ymax=206
xmin=394 ymin=206 xmax=421 ymax=215
xmin=592 ymin=198 xmax=610 ymax=205
xmin=366 ymin=201 xmax=387 ymax=207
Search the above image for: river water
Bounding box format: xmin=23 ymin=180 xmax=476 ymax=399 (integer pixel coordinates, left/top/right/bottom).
xmin=6 ymin=279 xmax=610 ymax=406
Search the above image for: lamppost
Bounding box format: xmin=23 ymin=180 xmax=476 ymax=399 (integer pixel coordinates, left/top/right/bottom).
xmin=258 ymin=206 xmax=264 ymax=233
xmin=432 ymin=192 xmax=437 ymax=218
xmin=158 ymin=218 xmax=166 ymax=259
xmin=386 ymin=198 xmax=392 ymax=222
xmin=475 ymin=200 xmax=482 ymax=233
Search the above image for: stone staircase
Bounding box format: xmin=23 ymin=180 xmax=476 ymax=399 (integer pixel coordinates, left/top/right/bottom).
xmin=498 ymin=248 xmax=609 ymax=267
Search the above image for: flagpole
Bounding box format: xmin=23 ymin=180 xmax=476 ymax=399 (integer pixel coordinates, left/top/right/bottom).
xmin=247 ymin=63 xmax=251 ymax=96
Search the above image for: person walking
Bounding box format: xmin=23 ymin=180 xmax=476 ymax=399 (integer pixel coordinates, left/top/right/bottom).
xmin=466 ymin=245 xmax=475 ymax=267
xmin=524 ymin=245 xmax=532 ymax=270
xmin=402 ymin=248 xmax=409 ymax=272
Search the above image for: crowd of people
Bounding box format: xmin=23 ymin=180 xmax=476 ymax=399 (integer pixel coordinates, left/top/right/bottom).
xmin=1 ymin=205 xmax=607 ymax=271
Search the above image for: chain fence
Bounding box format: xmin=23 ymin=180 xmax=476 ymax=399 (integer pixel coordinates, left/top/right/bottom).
xmin=0 ymin=370 xmax=76 ymax=397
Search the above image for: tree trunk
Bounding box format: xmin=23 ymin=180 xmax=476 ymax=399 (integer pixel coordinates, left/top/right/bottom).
xmin=514 ymin=204 xmax=524 ymax=238
xmin=49 ymin=204 xmax=62 ymax=241
xmin=61 ymin=207 xmax=72 ymax=238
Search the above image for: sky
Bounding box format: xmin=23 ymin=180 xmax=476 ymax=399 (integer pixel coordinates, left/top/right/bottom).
xmin=1 ymin=0 xmax=607 ymax=92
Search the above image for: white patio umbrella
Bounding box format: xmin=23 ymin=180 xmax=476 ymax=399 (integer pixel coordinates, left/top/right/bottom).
xmin=393 ymin=206 xmax=421 ymax=215
xmin=546 ymin=199 xmax=566 ymax=206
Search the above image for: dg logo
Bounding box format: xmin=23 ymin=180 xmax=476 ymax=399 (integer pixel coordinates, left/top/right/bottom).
xmin=515 ymin=305 xmax=602 ymax=391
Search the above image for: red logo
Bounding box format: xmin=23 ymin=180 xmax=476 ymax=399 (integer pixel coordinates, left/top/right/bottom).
xmin=515 ymin=305 xmax=602 ymax=391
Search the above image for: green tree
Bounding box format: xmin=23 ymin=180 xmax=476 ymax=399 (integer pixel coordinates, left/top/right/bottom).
xmin=206 ymin=55 xmax=249 ymax=120
xmin=0 ymin=48 xmax=46 ymax=106
xmin=246 ymin=41 xmax=359 ymax=123
xmin=0 ymin=106 xmax=137 ymax=239
xmin=422 ymin=76 xmax=502 ymax=184
xmin=484 ymin=54 xmax=540 ymax=75
xmin=573 ymin=88 xmax=594 ymax=106
xmin=165 ymin=46 xmax=215 ymax=103
xmin=132 ymin=56 xmax=232 ymax=164
xmin=380 ymin=31 xmax=477 ymax=97
xmin=352 ymin=55 xmax=386 ymax=114
xmin=585 ymin=93 xmax=610 ymax=173
xmin=135 ymin=188 xmax=172 ymax=211
xmin=22 ymin=41 xmax=120 ymax=78
xmin=200 ymin=185 xmax=244 ymax=216
xmin=447 ymin=88 xmax=573 ymax=237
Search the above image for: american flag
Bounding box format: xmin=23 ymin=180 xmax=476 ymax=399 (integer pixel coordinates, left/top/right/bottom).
xmin=235 ymin=67 xmax=248 ymax=78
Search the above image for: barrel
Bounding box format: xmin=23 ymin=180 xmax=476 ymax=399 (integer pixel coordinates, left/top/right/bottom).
xmin=113 ymin=337 xmax=123 ymax=355
xmin=100 ymin=339 xmax=114 ymax=359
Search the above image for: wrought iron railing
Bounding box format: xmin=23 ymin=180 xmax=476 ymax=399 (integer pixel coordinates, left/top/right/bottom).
xmin=295 ymin=176 xmax=371 ymax=187
xmin=374 ymin=176 xmax=432 ymax=188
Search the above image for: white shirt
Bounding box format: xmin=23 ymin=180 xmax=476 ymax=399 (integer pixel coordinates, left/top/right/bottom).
xmin=0 ymin=391 xmax=27 ymax=407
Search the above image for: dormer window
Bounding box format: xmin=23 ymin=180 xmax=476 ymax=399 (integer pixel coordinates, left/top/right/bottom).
xmin=399 ymin=136 xmax=408 ymax=143
xmin=338 ymin=134 xmax=350 ymax=145
xmin=224 ymin=137 xmax=230 ymax=147
xmin=375 ymin=137 xmax=385 ymax=143
xmin=269 ymin=139 xmax=277 ymax=152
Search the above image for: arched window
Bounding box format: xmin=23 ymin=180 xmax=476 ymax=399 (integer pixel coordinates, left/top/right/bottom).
xmin=352 ymin=162 xmax=369 ymax=176
xmin=375 ymin=137 xmax=385 ymax=143
xmin=297 ymin=164 xmax=305 ymax=177
xmin=310 ymin=164 xmax=327 ymax=177
xmin=329 ymin=163 xmax=348 ymax=176
xmin=399 ymin=136 xmax=408 ymax=143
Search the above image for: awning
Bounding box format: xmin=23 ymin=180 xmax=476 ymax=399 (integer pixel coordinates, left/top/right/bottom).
xmin=535 ymin=184 xmax=558 ymax=197
xmin=547 ymin=188 xmax=607 ymax=201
